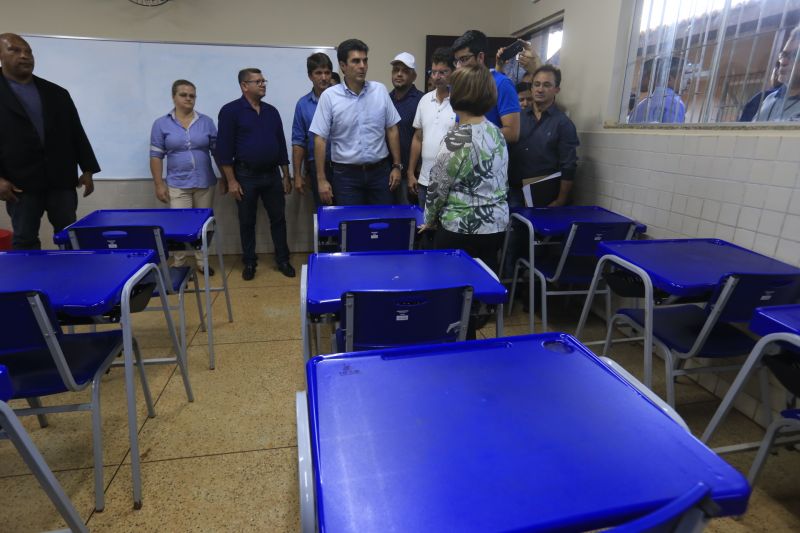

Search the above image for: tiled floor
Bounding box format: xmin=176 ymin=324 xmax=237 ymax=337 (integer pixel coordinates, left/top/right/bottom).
xmin=2 ymin=255 xmax=800 ymax=532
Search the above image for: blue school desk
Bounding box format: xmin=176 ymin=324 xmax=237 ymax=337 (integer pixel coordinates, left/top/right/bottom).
xmin=297 ymin=333 xmax=750 ymax=532
xmin=703 ymin=304 xmax=800 ymax=448
xmin=313 ymin=204 xmax=424 ymax=252
xmin=0 ymin=249 xmax=181 ymax=509
xmin=300 ymin=250 xmax=507 ymax=360
xmin=55 ymin=208 xmax=233 ymax=366
xmin=575 ymin=239 xmax=800 ymax=388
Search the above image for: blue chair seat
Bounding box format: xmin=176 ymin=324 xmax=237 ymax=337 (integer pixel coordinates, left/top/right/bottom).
xmin=1 ymin=330 xmax=122 ymax=398
xmin=142 ymin=265 xmax=192 ymax=295
xmin=619 ymin=306 xmax=755 ymax=357
xmin=536 ymin=255 xmax=598 ymax=284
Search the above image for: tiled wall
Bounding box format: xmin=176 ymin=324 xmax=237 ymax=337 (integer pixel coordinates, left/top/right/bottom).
xmin=577 ymin=129 xmax=800 ymax=426
xmin=577 ymin=130 xmax=800 ymax=267
xmin=0 ymin=180 xmax=318 ymax=255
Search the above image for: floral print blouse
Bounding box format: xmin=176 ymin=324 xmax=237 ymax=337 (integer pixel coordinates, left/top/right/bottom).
xmin=424 ymin=120 xmax=509 ymax=234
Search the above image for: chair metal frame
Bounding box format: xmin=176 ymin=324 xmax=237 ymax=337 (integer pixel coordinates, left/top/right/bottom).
xmin=339 ymin=217 xmax=415 ymax=252
xmin=508 ymin=215 xmax=637 ymax=334
xmin=610 ymin=482 xmax=715 ymax=533
xmin=0 ymin=290 xmax=155 ymax=512
xmin=68 ymin=225 xmax=204 ymax=374
xmin=0 ymin=364 xmax=88 ymax=532
xmin=340 ymin=286 xmax=473 ymax=353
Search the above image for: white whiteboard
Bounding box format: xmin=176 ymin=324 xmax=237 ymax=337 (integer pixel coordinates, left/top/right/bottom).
xmin=23 ymin=35 xmax=336 ymax=180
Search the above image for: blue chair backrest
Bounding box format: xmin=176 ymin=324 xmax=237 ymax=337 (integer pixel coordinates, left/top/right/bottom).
xmin=68 ymin=225 xmax=169 ymax=261
xmin=0 ymin=365 xmax=13 ymax=402
xmin=0 ymin=291 xmax=60 ymax=354
xmin=340 ymin=218 xmax=415 ymax=252
xmin=341 ymin=286 xmax=472 ymax=351
xmin=708 ymin=273 xmax=800 ymax=323
xmin=612 ymin=482 xmax=712 ymax=532
xmin=564 ymin=221 xmax=636 ymax=257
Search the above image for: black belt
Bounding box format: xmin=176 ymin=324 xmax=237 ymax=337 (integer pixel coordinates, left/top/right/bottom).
xmin=235 ymin=161 xmax=279 ymax=174
xmin=332 ymin=160 xmax=387 ymax=171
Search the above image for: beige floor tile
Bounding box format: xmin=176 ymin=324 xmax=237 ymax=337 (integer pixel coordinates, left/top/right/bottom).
xmin=0 ymin=353 xmax=175 ymax=476
xmin=192 ymin=285 xmax=302 ymax=345
xmin=87 ymin=448 xmax=300 ymax=533
xmin=132 ymin=341 xmax=305 ymax=462
xmin=0 ymin=466 xmax=112 ymax=532
xmin=224 ymin=253 xmax=305 ymax=289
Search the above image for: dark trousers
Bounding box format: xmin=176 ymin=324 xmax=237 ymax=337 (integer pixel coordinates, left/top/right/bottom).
xmin=502 ymin=187 xmax=527 ymax=280
xmin=331 ymin=160 xmax=393 ymax=205
xmin=235 ymin=172 xmax=290 ymax=266
xmin=6 ymin=188 xmax=78 ymax=250
xmin=434 ymin=228 xmax=505 ymax=340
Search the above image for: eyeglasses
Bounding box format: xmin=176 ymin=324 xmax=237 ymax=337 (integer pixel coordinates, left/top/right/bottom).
xmin=243 ymin=79 xmax=268 ymax=86
xmin=430 ymin=69 xmax=451 ymax=77
xmin=453 ymin=53 xmax=475 ymax=65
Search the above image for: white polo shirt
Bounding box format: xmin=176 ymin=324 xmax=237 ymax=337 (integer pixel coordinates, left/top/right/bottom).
xmin=412 ymin=89 xmax=456 ymax=186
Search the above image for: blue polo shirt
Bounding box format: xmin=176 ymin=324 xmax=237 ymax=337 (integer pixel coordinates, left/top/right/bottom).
xmin=150 ymin=110 xmax=217 ymax=189
xmin=486 ymin=70 xmax=521 ymax=128
xmin=390 ymin=85 xmax=424 ymax=170
xmin=291 ymin=90 xmax=330 ymax=162
xmin=215 ymin=95 xmax=289 ymax=168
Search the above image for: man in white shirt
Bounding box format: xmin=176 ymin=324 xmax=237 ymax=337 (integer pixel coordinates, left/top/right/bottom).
xmin=407 ymin=48 xmax=456 ymax=209
xmin=309 ymin=38 xmax=403 ymax=205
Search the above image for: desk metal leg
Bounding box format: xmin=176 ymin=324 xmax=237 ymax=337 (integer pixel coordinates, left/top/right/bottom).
xmin=496 ymin=303 xmax=504 ymax=337
xmin=296 ymin=391 xmax=316 ymax=533
xmin=301 ymin=265 xmax=311 ymax=363
xmin=701 ymin=332 xmax=800 ymax=444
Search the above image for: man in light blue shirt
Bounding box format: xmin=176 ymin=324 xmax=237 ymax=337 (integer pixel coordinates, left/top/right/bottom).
xmin=309 ymin=38 xmax=402 ymax=205
xmin=628 ymin=56 xmax=685 ymax=123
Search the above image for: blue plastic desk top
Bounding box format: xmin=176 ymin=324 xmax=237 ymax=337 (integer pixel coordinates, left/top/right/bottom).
xmin=54 ymin=208 xmax=213 ymax=245
xmin=0 ymin=250 xmax=156 ymax=316
xmin=750 ymin=305 xmax=800 ymax=337
xmin=306 ymin=333 xmax=750 ymax=532
xmin=512 ymin=205 xmax=645 ymax=236
xmin=316 ymin=205 xmax=424 ymax=237
xmin=305 ymin=250 xmax=507 ymax=314
xmin=598 ymin=238 xmax=800 ymax=297
xmin=0 ymin=365 xmax=11 ymax=402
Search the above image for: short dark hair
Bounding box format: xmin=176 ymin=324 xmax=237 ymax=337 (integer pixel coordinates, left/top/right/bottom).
xmin=171 ymin=79 xmax=195 ymax=96
xmin=533 ymin=64 xmax=562 ymax=87
xmin=238 ymin=68 xmax=261 ymax=84
xmin=449 ymin=64 xmax=496 ymax=116
xmin=307 ymin=52 xmax=333 ymax=75
xmin=331 ymin=72 xmax=341 ymax=84
xmin=452 ymin=30 xmax=488 ymax=57
xmin=515 ymin=82 xmax=531 ymax=94
xmin=337 ymin=39 xmax=368 ymax=64
xmin=431 ymin=47 xmax=454 ymax=69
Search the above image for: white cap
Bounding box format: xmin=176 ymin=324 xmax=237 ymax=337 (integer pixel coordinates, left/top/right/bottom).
xmin=391 ymin=52 xmax=416 ymax=70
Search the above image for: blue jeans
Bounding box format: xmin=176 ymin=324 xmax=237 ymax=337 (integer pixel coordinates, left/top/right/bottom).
xmin=235 ymin=172 xmax=290 ymax=266
xmin=6 ymin=188 xmax=78 ymax=250
xmin=331 ymin=161 xmax=393 ymax=205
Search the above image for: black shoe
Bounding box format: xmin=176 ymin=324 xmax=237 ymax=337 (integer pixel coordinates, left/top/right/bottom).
xmin=199 ymin=265 xmax=215 ymax=277
xmin=277 ymin=262 xmax=296 ymax=278
xmin=242 ymin=264 xmax=256 ymax=281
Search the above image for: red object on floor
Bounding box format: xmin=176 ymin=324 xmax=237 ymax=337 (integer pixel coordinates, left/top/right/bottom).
xmin=0 ymin=229 xmax=12 ymax=250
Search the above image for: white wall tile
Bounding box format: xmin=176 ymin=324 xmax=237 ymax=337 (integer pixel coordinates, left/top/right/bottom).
xmin=701 ymin=199 xmax=721 ymax=222
xmin=734 ymin=136 xmax=757 ymax=159
xmin=728 ymin=158 xmax=753 ymax=182
xmin=671 ymin=194 xmax=688 ymax=214
xmin=733 ymin=227 xmax=756 ymax=249
xmin=749 ymin=160 xmax=775 ymax=185
xmin=682 ymin=216 xmax=700 ymax=236
xmin=782 ymin=214 xmax=800 ymax=240
xmin=764 ymin=186 xmax=791 ymax=212
xmin=737 ymin=206 xmax=761 ymax=231
xmin=693 ymin=156 xmax=713 ymax=177
xmin=771 ymin=161 xmax=798 ymax=187
xmin=777 ymin=137 xmax=800 ymax=162
xmin=715 ymin=136 xmax=736 ymax=157
xmin=667 ymin=212 xmax=684 ymax=233
xmin=667 ymin=135 xmax=684 ymax=155
xmin=789 ymin=189 xmax=800 ymax=215
xmin=722 ymin=182 xmax=745 ymax=204
xmin=711 ymin=157 xmax=731 ymax=179
xmin=742 ymin=184 xmax=767 ymax=208
xmin=658 ymin=191 xmax=673 ymax=210
xmin=698 ymin=136 xmax=718 ymax=155
xmin=654 ymin=208 xmax=669 ymax=228
xmin=755 ymin=136 xmax=781 ymax=160
xmin=698 ymin=220 xmax=716 ymax=236
xmin=686 ymin=196 xmax=703 ymax=218
xmin=678 ymin=156 xmax=694 ymax=175
xmin=757 ymin=210 xmax=785 ymax=237
xmin=753 ymin=234 xmax=779 ymax=257
xmin=715 ymin=224 xmax=735 ymax=241
xmin=775 ymin=238 xmax=800 ymax=266
xmin=718 ymin=203 xmax=740 ymax=226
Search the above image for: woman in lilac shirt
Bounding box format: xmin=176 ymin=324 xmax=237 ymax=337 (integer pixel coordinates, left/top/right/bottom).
xmin=149 ymin=79 xmax=218 ymax=273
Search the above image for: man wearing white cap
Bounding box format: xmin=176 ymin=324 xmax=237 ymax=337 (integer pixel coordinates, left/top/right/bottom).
xmin=389 ymin=52 xmax=424 ymax=204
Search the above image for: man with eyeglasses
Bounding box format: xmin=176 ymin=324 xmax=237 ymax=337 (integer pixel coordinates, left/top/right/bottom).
xmin=451 ymin=29 xmax=520 ymax=143
xmin=0 ymin=33 xmax=99 ymax=250
xmin=754 ymin=27 xmax=800 ymax=122
xmin=407 ymin=47 xmax=456 ymax=211
xmin=389 ymin=52 xmax=424 ymax=205
xmin=310 ymin=38 xmax=403 ymax=206
xmin=216 ymin=68 xmax=294 ymax=281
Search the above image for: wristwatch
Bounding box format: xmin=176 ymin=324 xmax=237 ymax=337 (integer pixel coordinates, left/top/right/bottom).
xmin=391 ymin=163 xmax=404 ymax=171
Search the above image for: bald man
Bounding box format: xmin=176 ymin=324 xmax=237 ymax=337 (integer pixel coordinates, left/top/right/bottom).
xmin=0 ymin=33 xmax=99 ymax=249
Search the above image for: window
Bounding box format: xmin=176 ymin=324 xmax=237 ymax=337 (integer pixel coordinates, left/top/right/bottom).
xmin=621 ymin=0 xmax=800 ymax=124
xmin=502 ymin=19 xmax=563 ymax=84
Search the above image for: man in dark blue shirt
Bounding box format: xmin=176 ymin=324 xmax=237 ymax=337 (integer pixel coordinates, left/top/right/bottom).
xmin=216 ymin=68 xmax=294 ymax=280
xmin=389 ymin=52 xmax=424 ymax=204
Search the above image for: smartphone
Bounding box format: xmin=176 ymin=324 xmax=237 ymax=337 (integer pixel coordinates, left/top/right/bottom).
xmin=499 ymin=40 xmax=525 ymax=61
